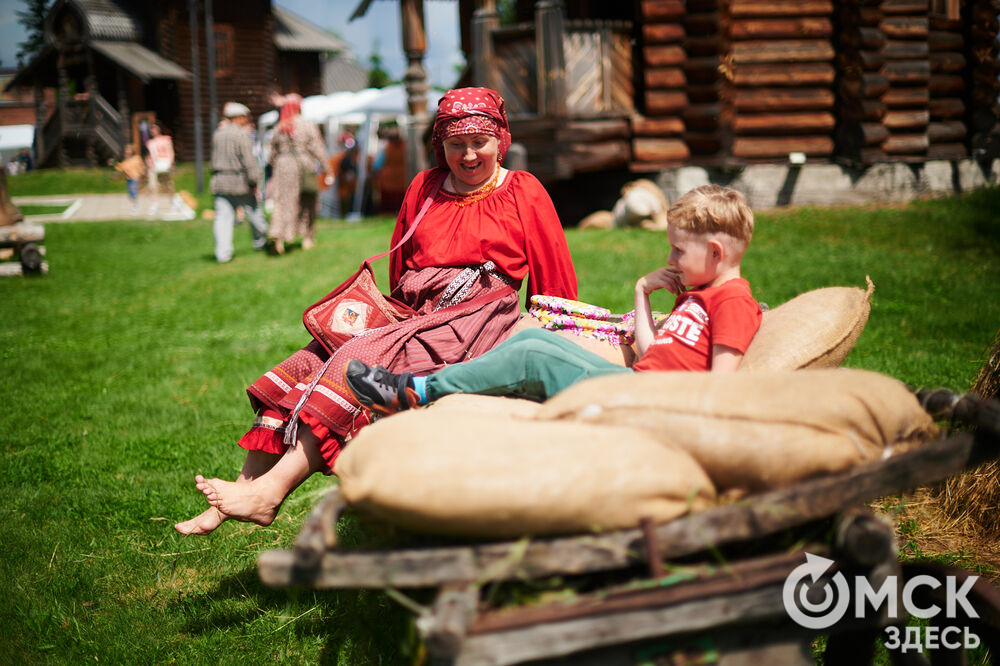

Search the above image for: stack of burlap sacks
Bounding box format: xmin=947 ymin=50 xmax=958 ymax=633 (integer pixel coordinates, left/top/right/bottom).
xmin=335 ymin=278 xmax=940 ymax=539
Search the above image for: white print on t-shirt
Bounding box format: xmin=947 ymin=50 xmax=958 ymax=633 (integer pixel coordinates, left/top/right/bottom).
xmin=649 ymin=297 xmax=707 ymax=348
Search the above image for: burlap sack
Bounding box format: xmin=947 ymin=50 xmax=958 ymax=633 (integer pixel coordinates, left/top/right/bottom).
xmin=426 ymin=393 xmax=541 ymax=419
xmin=741 ymin=278 xmax=874 ymax=371
xmin=535 ymin=368 xmax=938 ymax=491
xmin=335 ymin=411 xmax=716 ymax=538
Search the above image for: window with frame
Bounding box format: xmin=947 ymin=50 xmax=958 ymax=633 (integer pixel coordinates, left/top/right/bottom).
xmin=214 ymin=25 xmax=234 ymax=77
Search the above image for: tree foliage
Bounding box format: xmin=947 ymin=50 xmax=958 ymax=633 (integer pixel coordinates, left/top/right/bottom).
xmin=367 ymin=43 xmax=392 ymax=89
xmin=16 ymin=0 xmax=52 ymax=64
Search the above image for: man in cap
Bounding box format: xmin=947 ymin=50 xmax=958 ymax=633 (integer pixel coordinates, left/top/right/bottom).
xmin=210 ymin=101 xmax=268 ymax=262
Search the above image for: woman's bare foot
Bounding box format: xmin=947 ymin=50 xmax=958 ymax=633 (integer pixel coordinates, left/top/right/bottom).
xmin=174 ymin=506 xmax=228 ymax=535
xmin=194 ymin=475 xmax=283 ymax=527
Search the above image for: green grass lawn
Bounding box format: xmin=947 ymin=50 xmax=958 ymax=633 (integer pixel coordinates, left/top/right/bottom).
xmin=1 ymin=171 xmax=998 ymax=663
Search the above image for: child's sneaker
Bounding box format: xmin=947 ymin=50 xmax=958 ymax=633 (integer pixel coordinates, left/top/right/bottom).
xmin=345 ymin=360 xmax=419 ymax=415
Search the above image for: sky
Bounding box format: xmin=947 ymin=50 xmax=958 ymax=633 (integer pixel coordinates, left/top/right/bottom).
xmin=0 ymin=0 xmax=466 ymax=89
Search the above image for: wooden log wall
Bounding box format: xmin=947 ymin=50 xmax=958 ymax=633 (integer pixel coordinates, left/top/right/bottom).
xmin=729 ymin=0 xmax=836 ymax=161
xmin=927 ymin=12 xmax=967 ymax=159
xmin=965 ymin=0 xmax=1000 ymax=157
xmin=878 ymin=0 xmax=930 ymax=159
xmin=634 ymin=0 xmax=690 ymax=167
xmin=836 ymin=1 xmax=890 ymax=162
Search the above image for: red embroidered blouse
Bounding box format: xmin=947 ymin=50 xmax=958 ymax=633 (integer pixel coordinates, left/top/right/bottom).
xmin=389 ymin=168 xmax=578 ymax=304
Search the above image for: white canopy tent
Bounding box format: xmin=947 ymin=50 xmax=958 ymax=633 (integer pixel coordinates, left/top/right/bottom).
xmin=257 ymin=85 xmax=443 ymax=219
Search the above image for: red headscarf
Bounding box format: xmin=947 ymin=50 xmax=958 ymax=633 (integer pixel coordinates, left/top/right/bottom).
xmin=431 ymin=87 xmax=511 ymax=168
xmin=277 ymin=94 xmax=303 ymax=135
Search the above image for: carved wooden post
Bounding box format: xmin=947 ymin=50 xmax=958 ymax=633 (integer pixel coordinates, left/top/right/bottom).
xmin=84 ymin=50 xmax=98 ymax=165
xmin=471 ymin=0 xmax=500 ymax=90
xmin=117 ymin=69 xmax=130 ymax=153
xmin=33 ymin=81 xmax=45 ymax=165
xmin=56 ymin=57 xmax=70 ymax=168
xmin=535 ymin=0 xmax=567 ymax=119
xmin=401 ymin=0 xmax=430 ymax=176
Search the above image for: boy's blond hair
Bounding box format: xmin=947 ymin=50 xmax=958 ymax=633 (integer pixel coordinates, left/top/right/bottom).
xmin=668 ymin=185 xmax=754 ymax=247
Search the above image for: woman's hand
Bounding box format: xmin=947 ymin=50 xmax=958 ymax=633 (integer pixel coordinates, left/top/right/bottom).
xmin=636 ymin=267 xmax=684 ymax=296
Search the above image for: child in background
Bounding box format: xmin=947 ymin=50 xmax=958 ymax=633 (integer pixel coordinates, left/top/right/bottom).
xmin=112 ymin=144 xmax=145 ymax=213
xmin=346 ymin=185 xmax=763 ymax=412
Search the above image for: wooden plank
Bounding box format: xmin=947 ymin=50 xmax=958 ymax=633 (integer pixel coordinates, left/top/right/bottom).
xmin=557 ymin=119 xmax=630 ymax=142
xmin=731 ymin=17 xmax=832 ymax=40
xmin=258 ymin=431 xmax=980 ymax=590
xmin=927 ymin=120 xmax=967 ymax=143
xmin=929 ymin=74 xmax=965 ymax=95
xmin=838 ymin=99 xmax=888 ymax=122
xmin=641 ymin=0 xmax=685 ymax=21
xmin=883 ymin=132 xmax=929 ymax=154
xmin=645 ymin=44 xmax=685 ymax=66
xmin=926 ymin=142 xmax=968 ymax=159
xmin=930 ymin=52 xmax=967 ymax=73
xmin=884 ymin=109 xmax=929 ymax=130
xmin=732 ymin=62 xmax=834 ymax=86
xmin=732 ymin=135 xmax=834 ymax=157
xmin=683 ymin=103 xmax=725 ymax=130
xmin=882 ymin=40 xmax=930 ymax=60
xmin=731 ymin=40 xmax=835 ymax=64
xmin=633 ymin=137 xmax=691 ymax=162
xmin=733 ymin=111 xmax=835 ymax=134
xmin=730 ymin=1 xmax=833 ymax=17
xmin=642 ymin=23 xmax=685 ymax=44
xmin=880 ymin=16 xmax=929 ymax=39
xmin=929 ymin=97 xmax=965 ymax=119
xmin=632 ymin=115 xmax=686 ymax=137
xmin=838 ymin=72 xmax=889 ymax=98
xmin=644 ymin=67 xmax=686 ymax=88
xmin=569 ymin=140 xmax=631 ymax=172
xmin=883 ymin=60 xmax=931 ymax=85
xmin=881 ymin=0 xmax=930 ymax=15
xmin=840 ymin=26 xmax=886 ymax=50
xmin=684 ymin=57 xmax=723 ymax=84
xmin=858 ymin=50 xmax=887 ymax=71
xmin=457 ymin=584 xmax=795 ymax=665
xmin=645 ymin=90 xmax=689 ymax=114
xmin=424 ymin=583 xmax=480 ymax=659
xmin=0 ymin=223 xmax=45 ymax=244
xmin=883 ymin=87 xmax=929 ymax=107
xmin=733 ymin=87 xmax=835 ymax=112
xmin=684 ymin=131 xmax=726 ymax=154
xmin=929 ymin=30 xmax=963 ymax=52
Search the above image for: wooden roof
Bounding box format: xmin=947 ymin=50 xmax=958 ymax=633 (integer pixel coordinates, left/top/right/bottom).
xmin=273 ymin=6 xmax=347 ymax=53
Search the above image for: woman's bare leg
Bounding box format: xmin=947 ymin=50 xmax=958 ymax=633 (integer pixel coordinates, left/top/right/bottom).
xmin=175 ymin=449 xmax=281 ymax=535
xmin=180 ymin=427 xmax=325 ymax=533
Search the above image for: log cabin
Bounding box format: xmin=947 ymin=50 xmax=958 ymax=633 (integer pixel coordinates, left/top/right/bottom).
xmin=357 ymin=0 xmax=1000 ymax=183
xmin=4 ymin=0 xmax=346 ymax=167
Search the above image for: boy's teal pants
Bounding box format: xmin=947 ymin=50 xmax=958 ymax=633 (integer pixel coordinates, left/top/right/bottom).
xmin=425 ymin=328 xmax=632 ymax=402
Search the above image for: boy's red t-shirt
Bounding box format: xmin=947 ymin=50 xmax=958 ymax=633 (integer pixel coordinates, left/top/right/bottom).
xmin=631 ymin=278 xmax=761 ymax=373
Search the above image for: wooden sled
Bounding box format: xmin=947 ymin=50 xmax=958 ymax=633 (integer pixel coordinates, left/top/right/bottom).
xmin=258 ymin=389 xmax=1000 ymax=665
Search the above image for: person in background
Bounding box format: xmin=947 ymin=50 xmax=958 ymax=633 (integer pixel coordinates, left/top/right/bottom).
xmin=372 ymin=125 xmax=407 ymax=215
xmin=267 ymin=95 xmax=326 ymax=253
xmin=112 ymin=144 xmax=146 ymax=213
xmin=210 ymin=101 xmax=268 ymax=263
xmin=145 ymin=122 xmax=176 ymax=217
xmin=176 ymin=87 xmax=579 ymax=536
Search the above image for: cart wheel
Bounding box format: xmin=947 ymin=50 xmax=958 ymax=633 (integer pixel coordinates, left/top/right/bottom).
xmin=19 ymin=242 xmax=42 ymax=274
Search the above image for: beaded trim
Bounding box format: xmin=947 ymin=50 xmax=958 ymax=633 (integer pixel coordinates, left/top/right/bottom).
xmin=441 ymin=167 xmax=501 ymax=207
xmin=435 ymin=261 xmax=514 ymax=312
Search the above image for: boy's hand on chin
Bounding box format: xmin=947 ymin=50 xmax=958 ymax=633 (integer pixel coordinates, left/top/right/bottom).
xmin=638 ymin=267 xmax=684 ymax=296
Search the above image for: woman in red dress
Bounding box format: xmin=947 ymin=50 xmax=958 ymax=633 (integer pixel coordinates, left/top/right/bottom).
xmin=176 ymin=88 xmax=578 ymax=535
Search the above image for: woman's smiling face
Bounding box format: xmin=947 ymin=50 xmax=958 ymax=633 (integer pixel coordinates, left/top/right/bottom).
xmin=443 ymin=133 xmax=499 ymax=188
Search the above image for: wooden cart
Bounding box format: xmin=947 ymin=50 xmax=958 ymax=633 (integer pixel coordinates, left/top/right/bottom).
xmin=258 ymin=390 xmax=1000 ymax=665
xmin=0 ymin=223 xmax=46 ymax=276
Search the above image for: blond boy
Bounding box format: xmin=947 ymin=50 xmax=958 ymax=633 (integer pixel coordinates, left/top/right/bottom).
xmin=347 ymin=185 xmax=763 ymax=413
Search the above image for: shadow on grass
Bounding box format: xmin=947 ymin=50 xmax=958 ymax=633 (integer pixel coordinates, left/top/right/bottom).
xmin=176 ymin=566 xmax=420 ymax=664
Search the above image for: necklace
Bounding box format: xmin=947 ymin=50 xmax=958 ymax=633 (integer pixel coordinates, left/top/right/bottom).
xmin=445 ymin=167 xmax=501 ymax=207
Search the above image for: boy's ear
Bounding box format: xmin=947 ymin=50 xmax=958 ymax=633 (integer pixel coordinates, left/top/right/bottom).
xmin=708 ymin=238 xmax=725 ymax=262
